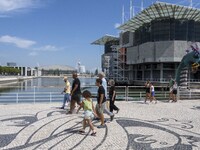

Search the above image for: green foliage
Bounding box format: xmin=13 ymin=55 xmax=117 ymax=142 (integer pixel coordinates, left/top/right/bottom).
xmin=0 ymin=66 xmax=20 ymax=75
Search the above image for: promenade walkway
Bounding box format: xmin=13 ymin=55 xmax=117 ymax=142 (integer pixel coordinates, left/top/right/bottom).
xmin=0 ymin=100 xmax=200 ymax=150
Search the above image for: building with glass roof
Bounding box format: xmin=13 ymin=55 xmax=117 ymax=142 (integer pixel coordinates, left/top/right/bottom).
xmin=120 ymin=1 xmax=200 ymax=84
xmin=93 ymin=2 xmax=200 ymax=85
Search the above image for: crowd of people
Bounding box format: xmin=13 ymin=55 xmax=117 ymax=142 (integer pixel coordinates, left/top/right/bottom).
xmin=60 ymin=72 xmax=119 ymax=136
xmin=60 ymin=72 xmax=178 ymax=136
xmin=144 ymin=76 xmax=178 ymax=104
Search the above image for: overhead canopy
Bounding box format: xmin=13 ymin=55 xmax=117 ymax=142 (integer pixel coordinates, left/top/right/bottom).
xmin=118 ymin=2 xmax=200 ymax=32
xmin=91 ymin=34 xmax=119 ymax=45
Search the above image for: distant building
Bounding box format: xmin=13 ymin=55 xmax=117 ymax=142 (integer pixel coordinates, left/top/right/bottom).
xmin=77 ymin=62 xmax=86 ymax=74
xmin=91 ymin=35 xmax=122 ymax=82
xmin=79 ymin=65 xmax=86 ymax=73
xmin=7 ymin=62 xmax=17 ymax=67
xmin=5 ymin=62 xmax=35 ymax=76
xmin=38 ymin=65 xmax=76 ymax=76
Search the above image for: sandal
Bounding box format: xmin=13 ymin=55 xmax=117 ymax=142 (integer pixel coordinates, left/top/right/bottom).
xmin=91 ymin=131 xmax=96 ymax=136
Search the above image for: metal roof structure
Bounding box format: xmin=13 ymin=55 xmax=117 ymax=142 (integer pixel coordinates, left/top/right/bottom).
xmin=91 ymin=34 xmax=119 ymax=45
xmin=118 ymin=2 xmax=200 ymax=32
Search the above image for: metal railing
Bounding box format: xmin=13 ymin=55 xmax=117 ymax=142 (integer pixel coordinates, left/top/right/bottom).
xmin=0 ymin=86 xmax=200 ymax=104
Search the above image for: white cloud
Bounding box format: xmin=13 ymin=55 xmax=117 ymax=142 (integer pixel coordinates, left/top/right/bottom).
xmin=0 ymin=0 xmax=43 ymax=15
xmin=33 ymin=45 xmax=63 ymax=52
xmin=29 ymin=51 xmax=38 ymax=56
xmin=114 ymin=23 xmax=121 ymax=28
xmin=0 ymin=35 xmax=36 ymax=48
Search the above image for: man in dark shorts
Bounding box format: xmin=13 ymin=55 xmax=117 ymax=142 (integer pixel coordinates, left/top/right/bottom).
xmin=68 ymin=73 xmax=81 ymax=114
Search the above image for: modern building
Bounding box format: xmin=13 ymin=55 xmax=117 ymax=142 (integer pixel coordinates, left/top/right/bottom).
xmin=7 ymin=62 xmax=17 ymax=67
xmin=77 ymin=62 xmax=86 ymax=74
xmin=5 ymin=62 xmax=36 ymax=76
xmin=91 ymin=35 xmax=127 ymax=83
xmin=38 ymin=65 xmax=76 ymax=76
xmin=93 ymin=2 xmax=200 ymax=85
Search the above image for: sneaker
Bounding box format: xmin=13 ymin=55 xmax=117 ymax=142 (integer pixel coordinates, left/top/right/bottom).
xmin=110 ymin=114 xmax=114 ymax=121
xmin=97 ymin=124 xmax=105 ymax=128
xmin=60 ymin=107 xmax=64 ymax=109
xmin=116 ymin=109 xmax=120 ymax=114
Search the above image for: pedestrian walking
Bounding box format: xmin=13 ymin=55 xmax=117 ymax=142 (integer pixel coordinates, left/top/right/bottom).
xmin=77 ymin=90 xmax=97 ymax=136
xmin=95 ymin=78 xmax=106 ymax=128
xmin=68 ymin=73 xmax=81 ymax=114
xmin=168 ymin=76 xmax=174 ymax=101
xmin=108 ymin=79 xmax=119 ymax=113
xmin=98 ymin=72 xmax=114 ymax=121
xmin=172 ymin=80 xmax=178 ymax=102
xmin=144 ymin=80 xmax=151 ymax=103
xmin=60 ymin=76 xmax=71 ymax=109
xmin=150 ymin=82 xmax=157 ymax=103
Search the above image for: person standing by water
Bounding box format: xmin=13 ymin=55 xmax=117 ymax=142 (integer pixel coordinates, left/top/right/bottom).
xmin=98 ymin=72 xmax=114 ymax=121
xmin=76 ymin=90 xmax=97 ymax=136
xmin=68 ymin=73 xmax=81 ymax=114
xmin=108 ymin=79 xmax=119 ymax=113
xmin=144 ymin=80 xmax=150 ymax=103
xmin=60 ymin=76 xmax=71 ymax=109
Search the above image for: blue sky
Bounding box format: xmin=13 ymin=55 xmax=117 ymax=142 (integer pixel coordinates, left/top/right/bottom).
xmin=0 ymin=0 xmax=199 ymax=71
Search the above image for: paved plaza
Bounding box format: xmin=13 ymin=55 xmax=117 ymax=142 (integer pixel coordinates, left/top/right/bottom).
xmin=0 ymin=100 xmax=200 ymax=150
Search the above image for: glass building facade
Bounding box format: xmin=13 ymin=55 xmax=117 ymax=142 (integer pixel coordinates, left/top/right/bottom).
xmin=133 ymin=18 xmax=200 ymax=46
xmin=118 ymin=2 xmax=200 ymax=85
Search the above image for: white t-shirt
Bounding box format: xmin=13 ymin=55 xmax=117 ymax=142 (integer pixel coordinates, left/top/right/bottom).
xmin=151 ymin=85 xmax=155 ymax=92
xmin=101 ymin=77 xmax=107 ymax=98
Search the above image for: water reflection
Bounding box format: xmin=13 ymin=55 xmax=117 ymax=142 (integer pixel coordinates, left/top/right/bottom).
xmin=0 ymin=77 xmax=97 ymax=94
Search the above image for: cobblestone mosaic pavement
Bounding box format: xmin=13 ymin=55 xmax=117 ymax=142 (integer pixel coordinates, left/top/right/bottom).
xmin=0 ymin=100 xmax=200 ymax=150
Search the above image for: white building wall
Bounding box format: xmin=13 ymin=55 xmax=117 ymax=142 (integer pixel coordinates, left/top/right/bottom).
xmin=79 ymin=66 xmax=86 ymax=73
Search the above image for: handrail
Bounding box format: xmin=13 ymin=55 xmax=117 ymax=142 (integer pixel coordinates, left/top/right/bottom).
xmin=0 ymin=85 xmax=200 ymax=104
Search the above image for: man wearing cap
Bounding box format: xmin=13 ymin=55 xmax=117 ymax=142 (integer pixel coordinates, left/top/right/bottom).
xmin=60 ymin=76 xmax=71 ymax=109
xmin=98 ymin=72 xmax=114 ymax=121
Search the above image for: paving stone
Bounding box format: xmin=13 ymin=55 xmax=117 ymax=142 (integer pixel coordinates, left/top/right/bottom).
xmin=0 ymin=100 xmax=200 ymax=149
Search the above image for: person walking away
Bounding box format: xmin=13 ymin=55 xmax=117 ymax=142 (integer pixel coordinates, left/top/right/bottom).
xmin=60 ymin=76 xmax=71 ymax=109
xmin=144 ymin=80 xmax=150 ymax=103
xmin=168 ymin=76 xmax=174 ymax=101
xmin=150 ymin=82 xmax=157 ymax=103
xmin=98 ymin=72 xmax=114 ymax=121
xmin=68 ymin=73 xmax=81 ymax=114
xmin=95 ymin=78 xmax=107 ymax=128
xmin=172 ymin=81 xmax=178 ymax=102
xmin=108 ymin=79 xmax=119 ymax=113
xmin=76 ymin=90 xmax=97 ymax=136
